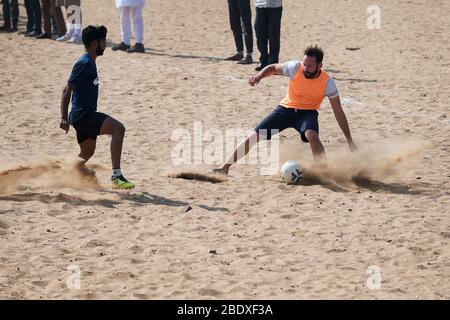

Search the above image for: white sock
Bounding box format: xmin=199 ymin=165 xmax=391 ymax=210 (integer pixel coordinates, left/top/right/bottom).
xmin=112 ymin=169 xmax=122 ymax=179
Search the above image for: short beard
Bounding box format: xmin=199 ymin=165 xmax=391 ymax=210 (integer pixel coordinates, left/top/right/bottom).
xmin=96 ymin=40 xmax=105 ymax=56
xmin=303 ymin=66 xmax=319 ymax=79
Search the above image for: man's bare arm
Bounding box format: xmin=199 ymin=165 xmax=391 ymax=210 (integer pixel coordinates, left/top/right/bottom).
xmin=329 ymin=95 xmax=358 ymax=152
xmin=60 ymin=83 xmax=74 ymax=133
xmin=249 ymin=63 xmax=284 ymax=86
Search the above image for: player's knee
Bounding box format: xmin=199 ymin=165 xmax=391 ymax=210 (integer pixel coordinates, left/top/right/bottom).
xmin=305 ymin=130 xmax=320 ymax=143
xmin=115 ymin=122 xmax=126 ymax=136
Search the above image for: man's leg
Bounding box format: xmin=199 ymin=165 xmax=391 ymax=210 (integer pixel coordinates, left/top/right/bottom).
xmin=238 ymin=0 xmax=253 ymax=63
xmin=78 ymin=138 xmax=96 ymax=162
xmin=99 ymin=116 xmax=135 ymax=189
xmin=1 ymin=0 xmax=11 ymax=29
xmin=39 ymin=0 xmax=51 ymax=36
xmin=267 ymin=6 xmax=282 ymax=64
xmin=112 ymin=7 xmax=131 ymax=51
xmin=215 ymin=132 xmax=261 ymax=175
xmin=11 ymin=0 xmax=19 ymax=30
xmin=24 ymin=0 xmax=33 ymax=33
xmin=99 ymin=116 xmax=125 ymax=170
xmin=304 ymin=129 xmax=326 ymax=162
xmin=132 ymin=5 xmax=144 ymax=44
xmin=120 ymin=6 xmax=131 ymax=45
xmin=32 ymin=0 xmax=42 ymax=34
xmin=255 ymin=7 xmax=269 ymax=69
xmin=53 ymin=2 xmax=66 ymax=36
xmin=214 ymin=106 xmax=292 ymax=175
xmin=227 ymin=0 xmax=244 ymax=59
xmin=126 ymin=5 xmax=145 ymax=53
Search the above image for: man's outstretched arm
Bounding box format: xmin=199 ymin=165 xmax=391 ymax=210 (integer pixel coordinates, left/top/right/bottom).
xmin=249 ymin=63 xmax=284 ymax=86
xmin=329 ymin=95 xmax=358 ymax=152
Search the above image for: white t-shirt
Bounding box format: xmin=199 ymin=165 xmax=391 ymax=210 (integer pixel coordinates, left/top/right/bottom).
xmin=115 ymin=0 xmax=145 ymax=8
xmin=283 ymin=61 xmax=339 ymax=99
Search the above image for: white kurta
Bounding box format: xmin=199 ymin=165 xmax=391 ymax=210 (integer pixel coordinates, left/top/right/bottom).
xmin=115 ymin=0 xmax=145 ymax=8
xmin=116 ymin=0 xmax=146 ymax=44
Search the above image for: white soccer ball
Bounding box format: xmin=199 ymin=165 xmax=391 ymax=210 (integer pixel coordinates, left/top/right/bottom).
xmin=280 ymin=160 xmax=303 ymax=185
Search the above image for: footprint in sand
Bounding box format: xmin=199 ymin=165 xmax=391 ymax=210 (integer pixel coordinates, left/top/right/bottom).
xmin=198 ymin=288 xmax=222 ymax=297
xmin=0 ymin=219 xmax=10 ymax=235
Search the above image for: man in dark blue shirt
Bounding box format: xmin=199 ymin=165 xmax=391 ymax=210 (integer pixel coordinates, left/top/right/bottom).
xmin=60 ymin=25 xmax=135 ymax=189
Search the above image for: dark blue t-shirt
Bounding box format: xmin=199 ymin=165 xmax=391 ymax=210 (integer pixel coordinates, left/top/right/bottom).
xmin=68 ymin=53 xmax=99 ymax=124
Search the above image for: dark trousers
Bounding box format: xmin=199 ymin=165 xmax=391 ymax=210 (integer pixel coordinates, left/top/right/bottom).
xmin=24 ymin=0 xmax=42 ymax=33
xmin=2 ymin=0 xmax=19 ymax=28
xmin=227 ymin=0 xmax=253 ymax=54
xmin=255 ymin=6 xmax=282 ymax=65
xmin=41 ymin=0 xmax=65 ymax=35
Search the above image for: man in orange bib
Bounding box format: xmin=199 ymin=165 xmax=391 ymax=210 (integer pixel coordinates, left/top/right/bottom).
xmin=214 ymin=45 xmax=358 ymax=175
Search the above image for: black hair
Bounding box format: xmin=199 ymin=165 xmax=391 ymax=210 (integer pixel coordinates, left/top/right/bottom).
xmin=82 ymin=25 xmax=108 ymax=49
xmin=304 ymin=45 xmax=324 ymax=64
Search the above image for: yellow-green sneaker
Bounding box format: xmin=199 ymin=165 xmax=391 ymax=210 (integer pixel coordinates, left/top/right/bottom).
xmin=112 ymin=175 xmax=135 ymax=189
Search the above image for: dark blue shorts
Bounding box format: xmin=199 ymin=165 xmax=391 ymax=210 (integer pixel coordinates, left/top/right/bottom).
xmin=72 ymin=112 xmax=108 ymax=144
xmin=255 ymin=105 xmax=319 ymax=142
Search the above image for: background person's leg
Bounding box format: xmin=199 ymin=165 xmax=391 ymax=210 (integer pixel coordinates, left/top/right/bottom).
xmin=227 ymin=0 xmax=244 ymax=56
xmin=11 ymin=0 xmax=19 ymax=30
xmin=126 ymin=5 xmax=145 ymax=53
xmin=267 ymin=6 xmax=282 ymax=64
xmin=239 ymin=0 xmax=253 ymax=57
xmin=255 ymin=7 xmax=269 ymax=69
xmin=24 ymin=0 xmax=33 ymax=33
xmin=120 ymin=6 xmax=131 ymax=45
xmin=1 ymin=0 xmax=11 ymax=30
xmin=32 ymin=0 xmax=42 ymax=34
xmin=112 ymin=6 xmax=131 ymax=51
xmin=39 ymin=0 xmax=52 ymax=36
xmin=131 ymin=5 xmax=144 ymax=45
xmin=53 ymin=1 xmax=66 ymax=36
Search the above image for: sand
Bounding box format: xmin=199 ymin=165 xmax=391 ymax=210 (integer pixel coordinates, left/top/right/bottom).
xmin=0 ymin=0 xmax=449 ymax=299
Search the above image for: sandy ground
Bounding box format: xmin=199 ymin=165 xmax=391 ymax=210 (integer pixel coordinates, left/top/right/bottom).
xmin=0 ymin=0 xmax=449 ymax=299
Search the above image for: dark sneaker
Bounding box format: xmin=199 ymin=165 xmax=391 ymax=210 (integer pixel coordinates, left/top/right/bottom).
xmin=225 ymin=53 xmax=244 ymax=61
xmin=255 ymin=63 xmax=268 ymax=71
xmin=0 ymin=25 xmax=12 ymax=32
xmin=37 ymin=32 xmax=52 ymax=39
xmin=112 ymin=41 xmax=131 ymax=51
xmin=127 ymin=43 xmax=145 ymax=53
xmin=25 ymin=31 xmax=39 ymax=37
xmin=238 ymin=55 xmax=253 ymax=65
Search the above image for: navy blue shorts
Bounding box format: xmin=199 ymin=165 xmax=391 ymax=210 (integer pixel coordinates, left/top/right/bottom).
xmin=255 ymin=105 xmax=319 ymax=142
xmin=72 ymin=112 xmax=108 ymax=144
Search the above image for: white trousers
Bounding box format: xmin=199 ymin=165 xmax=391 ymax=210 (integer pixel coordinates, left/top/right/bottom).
xmin=119 ymin=6 xmax=144 ymax=45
